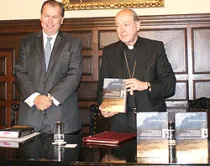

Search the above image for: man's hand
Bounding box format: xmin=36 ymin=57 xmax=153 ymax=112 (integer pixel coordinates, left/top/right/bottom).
xmin=123 ymin=78 xmax=148 ymax=95
xmin=99 ymin=105 xmax=119 ymax=118
xmin=34 ymin=95 xmax=52 ymax=111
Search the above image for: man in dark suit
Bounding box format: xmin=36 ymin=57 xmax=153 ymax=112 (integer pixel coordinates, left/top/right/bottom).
xmin=97 ymin=8 xmax=176 ymax=132
xmin=15 ymin=0 xmax=82 ymax=133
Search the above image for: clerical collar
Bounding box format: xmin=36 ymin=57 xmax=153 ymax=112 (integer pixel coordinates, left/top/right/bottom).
xmin=128 ymin=45 xmax=134 ymax=50
xmin=122 ymin=37 xmax=139 ymax=50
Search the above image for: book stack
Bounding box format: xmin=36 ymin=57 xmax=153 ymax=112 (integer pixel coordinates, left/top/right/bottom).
xmin=136 ymin=112 xmax=169 ymax=164
xmin=175 ymin=112 xmax=208 ymax=164
xmin=0 ymin=125 xmax=38 ymax=148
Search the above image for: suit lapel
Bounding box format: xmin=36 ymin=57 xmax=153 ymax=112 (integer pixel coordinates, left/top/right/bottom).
xmin=134 ymin=37 xmax=148 ymax=80
xmin=46 ymin=31 xmax=64 ymax=78
xmin=36 ymin=32 xmax=46 ymax=73
xmin=115 ymin=42 xmax=125 ymax=78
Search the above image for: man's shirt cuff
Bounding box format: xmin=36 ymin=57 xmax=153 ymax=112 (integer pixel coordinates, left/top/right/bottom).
xmin=24 ymin=92 xmax=40 ymax=107
xmin=49 ymin=94 xmax=60 ymax=106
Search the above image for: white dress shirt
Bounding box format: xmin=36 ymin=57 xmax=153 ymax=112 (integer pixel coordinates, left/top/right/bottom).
xmin=24 ymin=31 xmax=60 ymax=107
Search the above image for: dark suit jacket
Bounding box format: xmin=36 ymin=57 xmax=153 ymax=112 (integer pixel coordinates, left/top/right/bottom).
xmin=97 ymin=37 xmax=176 ymax=112
xmin=15 ymin=31 xmax=83 ymax=133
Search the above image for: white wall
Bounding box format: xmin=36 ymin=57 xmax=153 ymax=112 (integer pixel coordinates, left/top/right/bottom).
xmin=1 ymin=0 xmax=210 ymax=20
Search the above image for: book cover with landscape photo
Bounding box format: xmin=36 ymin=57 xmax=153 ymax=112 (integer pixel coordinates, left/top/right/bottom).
xmin=175 ymin=112 xmax=208 ymax=164
xmin=175 ymin=112 xmax=208 ymax=140
xmin=136 ymin=112 xmax=169 ymax=163
xmin=100 ymin=78 xmax=127 ymax=113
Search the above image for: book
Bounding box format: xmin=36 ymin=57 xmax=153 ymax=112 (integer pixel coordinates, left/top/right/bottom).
xmin=0 ymin=140 xmax=19 ymax=148
xmin=137 ymin=156 xmax=168 ymax=164
xmin=100 ymin=78 xmax=127 ymax=113
xmin=176 ymin=139 xmax=208 ymax=164
xmin=136 ymin=112 xmax=169 ymax=163
xmin=83 ymin=142 xmax=119 ymax=148
xmin=0 ymin=132 xmax=39 ymax=148
xmin=175 ymin=112 xmax=208 ymax=140
xmin=82 ymin=131 xmax=136 ymax=146
xmin=175 ymin=112 xmax=208 ymax=164
xmin=136 ymin=112 xmax=169 ymax=140
xmin=0 ymin=125 xmax=34 ymax=138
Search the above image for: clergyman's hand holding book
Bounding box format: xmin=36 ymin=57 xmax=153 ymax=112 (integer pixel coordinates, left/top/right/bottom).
xmin=100 ymin=78 xmax=127 ymax=113
xmin=0 ymin=125 xmax=34 ymax=138
xmin=83 ymin=131 xmax=136 ymax=147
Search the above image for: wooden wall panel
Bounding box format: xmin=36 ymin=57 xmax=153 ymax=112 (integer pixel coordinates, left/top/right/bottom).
xmin=67 ymin=31 xmax=92 ymax=50
xmin=193 ymin=28 xmax=210 ymax=73
xmin=0 ymin=49 xmax=16 ymax=127
xmin=0 ymin=14 xmax=210 ymax=130
xmin=0 ymin=106 xmax=7 ymax=126
xmin=82 ymin=56 xmax=92 ymax=76
xmin=194 ymin=80 xmax=210 ymax=98
xmin=0 ymin=82 xmax=6 ymax=101
xmin=77 ymin=82 xmax=97 ymax=101
xmin=12 ymin=82 xmax=20 ymax=101
xmin=139 ymin=29 xmax=187 ymax=74
xmin=99 ymin=31 xmax=118 ymax=49
xmin=0 ymin=56 xmax=6 ymax=76
xmin=169 ymin=81 xmax=188 ymax=100
xmin=191 ymin=27 xmax=210 ymax=100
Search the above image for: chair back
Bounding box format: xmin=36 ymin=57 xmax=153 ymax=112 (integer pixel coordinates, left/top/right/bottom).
xmin=89 ymin=104 xmax=110 ymax=135
xmin=11 ymin=103 xmax=20 ymax=126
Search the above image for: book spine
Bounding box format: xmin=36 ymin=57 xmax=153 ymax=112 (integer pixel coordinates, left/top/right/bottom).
xmin=19 ymin=128 xmax=34 ymax=138
xmin=0 ymin=141 xmax=19 ymax=148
